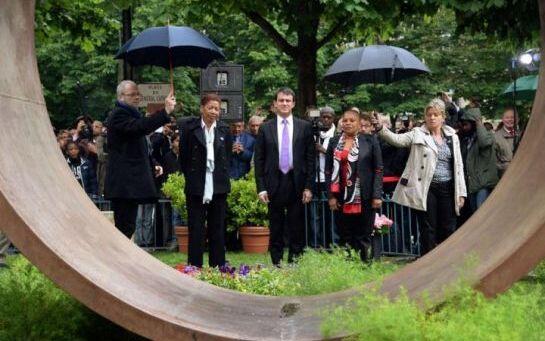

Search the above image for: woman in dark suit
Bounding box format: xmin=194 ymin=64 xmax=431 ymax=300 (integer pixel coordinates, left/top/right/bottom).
xmin=179 ymin=94 xmax=232 ymax=268
xmin=325 ymin=109 xmax=383 ymax=262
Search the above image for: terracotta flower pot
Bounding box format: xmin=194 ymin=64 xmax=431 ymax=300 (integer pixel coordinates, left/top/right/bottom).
xmin=239 ymin=226 xmax=270 ymax=254
xmin=174 ymin=226 xmax=189 ymax=254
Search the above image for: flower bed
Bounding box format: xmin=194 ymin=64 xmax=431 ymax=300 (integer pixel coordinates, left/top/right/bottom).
xmin=173 ymin=248 xmax=399 ymax=296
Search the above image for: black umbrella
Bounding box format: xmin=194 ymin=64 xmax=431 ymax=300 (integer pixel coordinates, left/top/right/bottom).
xmin=115 ymin=25 xmax=225 ymax=91
xmin=324 ymin=45 xmax=430 ymax=86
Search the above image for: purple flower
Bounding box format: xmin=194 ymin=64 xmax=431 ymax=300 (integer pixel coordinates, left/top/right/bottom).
xmin=238 ymin=264 xmax=251 ymax=277
xmin=219 ymin=263 xmax=236 ymax=276
xmin=183 ymin=265 xmax=199 ymax=274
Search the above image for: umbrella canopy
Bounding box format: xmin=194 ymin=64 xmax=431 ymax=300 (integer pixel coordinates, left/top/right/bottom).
xmin=324 ymin=45 xmax=430 ymax=86
xmin=115 ymin=25 xmax=225 ymax=69
xmin=502 ymin=74 xmax=538 ymax=101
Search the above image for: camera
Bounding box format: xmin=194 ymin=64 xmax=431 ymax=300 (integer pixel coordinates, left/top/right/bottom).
xmin=307 ymin=108 xmax=329 ymax=137
xmin=80 ymin=125 xmax=93 ymax=140
xmin=311 ymin=118 xmax=330 ymax=136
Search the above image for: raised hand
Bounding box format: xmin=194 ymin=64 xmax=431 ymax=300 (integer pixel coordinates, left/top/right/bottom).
xmin=164 ymin=91 xmax=176 ymax=114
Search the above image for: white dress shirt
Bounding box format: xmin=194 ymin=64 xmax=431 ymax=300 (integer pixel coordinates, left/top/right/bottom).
xmin=201 ymin=119 xmax=216 ymax=204
xmin=276 ymin=114 xmax=294 ymax=171
xmin=258 ymin=114 xmax=294 ymax=198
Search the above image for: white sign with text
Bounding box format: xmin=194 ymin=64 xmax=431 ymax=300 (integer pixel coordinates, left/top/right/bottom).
xmin=138 ymin=83 xmax=170 ymax=107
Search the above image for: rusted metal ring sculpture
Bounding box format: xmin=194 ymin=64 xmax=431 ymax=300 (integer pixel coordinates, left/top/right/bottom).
xmin=1 ymin=1 xmax=544 ymax=339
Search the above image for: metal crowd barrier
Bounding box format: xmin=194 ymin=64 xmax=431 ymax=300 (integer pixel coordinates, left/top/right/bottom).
xmin=304 ymin=193 xmax=422 ymax=258
xmin=93 ymin=193 xmax=421 ymax=257
xmin=92 ymin=197 xmax=175 ymax=251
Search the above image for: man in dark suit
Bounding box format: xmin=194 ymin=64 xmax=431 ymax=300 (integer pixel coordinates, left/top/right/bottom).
xmin=179 ymin=94 xmax=231 ymax=268
xmin=104 ymin=80 xmax=176 ymax=239
xmin=254 ymin=87 xmax=315 ymax=265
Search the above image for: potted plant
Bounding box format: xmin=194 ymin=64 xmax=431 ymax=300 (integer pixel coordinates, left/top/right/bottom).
xmin=162 ymin=172 xmax=189 ymax=253
xmin=227 ymin=171 xmax=269 ymax=253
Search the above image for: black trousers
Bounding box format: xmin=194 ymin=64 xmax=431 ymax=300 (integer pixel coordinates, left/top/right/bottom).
xmin=111 ymin=199 xmax=139 ymax=238
xmin=416 ymin=181 xmax=457 ymax=255
xmin=268 ymin=172 xmax=304 ymax=265
xmin=187 ymin=193 xmax=226 ymax=268
xmin=335 ymin=201 xmax=374 ymax=262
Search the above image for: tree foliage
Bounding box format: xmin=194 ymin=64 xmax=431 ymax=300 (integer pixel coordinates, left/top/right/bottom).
xmin=444 ymin=0 xmax=540 ymax=42
xmin=319 ymin=8 xmax=532 ymax=119
xmin=36 ymin=0 xmax=120 ymax=128
xmin=35 ymin=0 xmax=540 ymax=126
xmin=178 ymin=0 xmax=439 ymax=114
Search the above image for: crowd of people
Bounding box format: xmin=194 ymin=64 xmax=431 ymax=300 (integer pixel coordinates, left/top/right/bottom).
xmin=46 ymin=81 xmax=521 ymax=268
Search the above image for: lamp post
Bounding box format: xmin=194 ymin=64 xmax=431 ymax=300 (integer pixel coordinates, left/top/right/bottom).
xmin=509 ymin=48 xmax=540 ymax=152
xmin=510 ymin=49 xmax=540 ymax=106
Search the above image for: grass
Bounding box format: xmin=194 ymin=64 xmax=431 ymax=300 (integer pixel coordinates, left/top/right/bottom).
xmin=0 ymin=251 xmax=544 ymax=340
xmin=321 ymin=263 xmax=545 ymax=340
xmin=280 ymin=249 xmax=398 ymax=296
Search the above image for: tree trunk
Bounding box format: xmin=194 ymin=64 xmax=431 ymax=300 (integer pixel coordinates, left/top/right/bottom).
xmin=296 ymin=46 xmax=318 ymax=117
xmin=119 ymin=7 xmax=133 ymax=82
xmin=294 ymin=6 xmax=319 ymax=117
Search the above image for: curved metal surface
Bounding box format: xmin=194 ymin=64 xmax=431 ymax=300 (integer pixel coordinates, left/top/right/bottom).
xmin=0 ymin=1 xmax=544 ymax=340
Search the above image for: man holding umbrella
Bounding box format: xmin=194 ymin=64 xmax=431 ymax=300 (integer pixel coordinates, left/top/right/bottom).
xmin=104 ymin=80 xmax=176 ymax=239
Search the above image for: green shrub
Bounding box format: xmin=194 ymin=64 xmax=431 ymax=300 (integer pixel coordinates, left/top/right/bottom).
xmin=0 ymin=257 xmax=88 ymax=340
xmin=226 ymin=170 xmax=268 ymax=232
xmin=282 ymin=248 xmax=399 ymax=296
xmin=161 ymin=172 xmax=187 ymax=221
xmin=321 ymin=264 xmax=545 ymax=341
xmin=533 ymin=260 xmax=545 ymax=281
xmin=0 ymin=257 xmax=149 ymax=340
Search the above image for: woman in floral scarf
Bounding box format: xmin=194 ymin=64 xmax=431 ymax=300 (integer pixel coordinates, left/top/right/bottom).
xmin=325 ymin=109 xmax=383 ymax=262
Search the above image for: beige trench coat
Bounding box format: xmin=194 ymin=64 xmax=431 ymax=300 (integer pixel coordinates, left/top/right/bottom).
xmin=378 ymin=125 xmax=467 ymax=215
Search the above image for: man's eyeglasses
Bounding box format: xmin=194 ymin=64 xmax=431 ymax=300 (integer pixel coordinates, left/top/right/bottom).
xmin=123 ymin=92 xmax=141 ymax=97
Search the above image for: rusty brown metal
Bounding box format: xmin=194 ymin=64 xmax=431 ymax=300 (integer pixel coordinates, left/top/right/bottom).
xmin=0 ymin=1 xmax=544 ymax=340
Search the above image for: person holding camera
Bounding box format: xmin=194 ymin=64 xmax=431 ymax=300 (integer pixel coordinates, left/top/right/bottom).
xmin=459 ymin=107 xmax=498 ymax=213
xmin=254 ymin=87 xmax=314 ymax=266
xmin=74 ymin=115 xmax=94 ymax=142
xmin=72 ymin=115 xmax=98 ymax=173
xmin=372 ymin=99 xmax=467 ymax=256
xmin=307 ymin=106 xmax=337 ymax=247
xmin=439 ymin=91 xmax=463 ymax=128
xmin=229 ymin=119 xmax=255 ymax=180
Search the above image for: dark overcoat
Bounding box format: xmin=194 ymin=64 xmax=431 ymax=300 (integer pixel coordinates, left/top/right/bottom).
xmin=104 ymin=101 xmax=170 ymax=201
xmin=178 ymin=117 xmax=232 ymax=196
